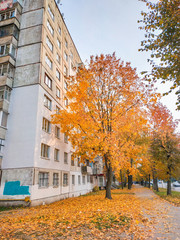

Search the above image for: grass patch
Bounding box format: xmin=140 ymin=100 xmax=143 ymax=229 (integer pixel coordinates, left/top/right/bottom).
xmin=0 ymin=205 xmax=24 ymax=212
xmin=154 ymin=188 xmax=180 ymax=206
xmin=91 ymin=213 xmax=131 ymax=230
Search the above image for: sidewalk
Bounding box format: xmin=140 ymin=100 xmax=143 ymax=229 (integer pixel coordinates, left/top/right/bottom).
xmin=134 ymin=185 xmax=180 ymax=240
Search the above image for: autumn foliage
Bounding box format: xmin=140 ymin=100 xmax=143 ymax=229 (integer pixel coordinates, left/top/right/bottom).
xmin=52 ymin=53 xmax=157 ymax=199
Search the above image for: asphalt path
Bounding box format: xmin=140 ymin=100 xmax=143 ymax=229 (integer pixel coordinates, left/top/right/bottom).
xmin=134 ymin=185 xmax=180 ymax=240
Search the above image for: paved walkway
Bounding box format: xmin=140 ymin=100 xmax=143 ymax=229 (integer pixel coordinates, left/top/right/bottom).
xmin=133 ymin=185 xmax=180 ymax=240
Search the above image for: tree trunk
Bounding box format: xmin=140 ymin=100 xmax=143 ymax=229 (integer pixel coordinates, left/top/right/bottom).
xmin=105 ymin=166 xmax=113 ymax=199
xmin=148 ymin=174 xmax=151 ymax=188
xmin=128 ymin=174 xmax=132 ymax=189
xmin=105 ymin=154 xmax=113 ymax=199
xmin=153 ymin=177 xmax=159 ymax=192
xmin=124 ymin=175 xmax=127 ymax=187
xmin=167 ymin=166 xmax=172 ymax=195
xmin=120 ymin=170 xmax=124 ymax=189
xmin=167 ymin=179 xmax=171 ymax=195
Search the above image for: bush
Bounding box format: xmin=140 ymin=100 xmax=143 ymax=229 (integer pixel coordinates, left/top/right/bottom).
xmin=93 ymin=186 xmax=99 ymax=192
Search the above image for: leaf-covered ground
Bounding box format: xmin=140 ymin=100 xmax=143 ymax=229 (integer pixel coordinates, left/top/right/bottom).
xmin=0 ymin=187 xmax=179 ymax=239
xmin=153 ymin=187 xmax=180 ymax=206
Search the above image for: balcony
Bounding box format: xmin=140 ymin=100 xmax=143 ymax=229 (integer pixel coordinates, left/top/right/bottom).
xmin=0 ymin=17 xmax=20 ymax=29
xmin=0 ymin=75 xmax=13 ymax=88
xmin=81 ymin=166 xmax=92 ymax=175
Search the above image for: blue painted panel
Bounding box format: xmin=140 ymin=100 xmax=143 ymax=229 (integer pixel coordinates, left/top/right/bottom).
xmin=3 ymin=181 xmax=30 ymax=195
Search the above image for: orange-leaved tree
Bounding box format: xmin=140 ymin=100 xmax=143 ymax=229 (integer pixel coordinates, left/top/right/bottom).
xmin=149 ymin=102 xmax=180 ymax=195
xmin=52 ymin=53 xmax=156 ymax=199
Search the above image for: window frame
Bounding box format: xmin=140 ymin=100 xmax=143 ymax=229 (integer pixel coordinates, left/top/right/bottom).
xmin=42 ymin=117 xmax=51 ymax=133
xmin=63 ymin=173 xmax=68 ymax=186
xmin=55 ymin=126 xmax=60 ymax=139
xmin=53 ymin=173 xmax=59 ymax=187
xmin=44 ymin=95 xmax=52 ymax=110
xmin=54 ymin=148 xmax=60 ymax=162
xmin=44 ymin=74 xmax=52 ymax=89
xmin=41 ymin=143 xmax=50 ymax=159
xmin=64 ymin=152 xmax=68 ymax=164
xmin=38 ymin=172 xmax=49 ymax=188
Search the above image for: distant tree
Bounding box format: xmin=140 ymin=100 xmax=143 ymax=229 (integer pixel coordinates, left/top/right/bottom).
xmin=139 ymin=0 xmax=180 ymax=109
xmin=52 ymin=53 xmax=155 ymax=199
xmin=149 ymin=103 xmax=180 ymax=195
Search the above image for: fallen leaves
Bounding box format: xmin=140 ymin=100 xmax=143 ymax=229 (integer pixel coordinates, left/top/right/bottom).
xmin=0 ymin=189 xmax=154 ymax=239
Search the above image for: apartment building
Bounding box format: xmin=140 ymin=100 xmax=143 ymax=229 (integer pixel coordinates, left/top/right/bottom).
xmin=0 ymin=0 xmax=94 ymax=206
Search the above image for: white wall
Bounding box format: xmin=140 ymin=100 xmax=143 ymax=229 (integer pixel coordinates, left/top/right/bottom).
xmin=3 ymin=85 xmax=39 ymax=169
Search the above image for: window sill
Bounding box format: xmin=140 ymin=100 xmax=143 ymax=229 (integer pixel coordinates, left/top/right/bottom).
xmin=44 ymin=105 xmax=52 ymax=111
xmin=38 ymin=186 xmax=49 ymax=189
xmin=41 ymin=157 xmax=50 ymax=160
xmin=42 ymin=129 xmax=51 ymax=134
xmin=54 ymin=160 xmax=59 ymax=162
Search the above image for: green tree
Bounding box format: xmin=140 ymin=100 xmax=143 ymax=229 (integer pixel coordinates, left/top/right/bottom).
xmin=139 ymin=0 xmax=180 ymax=109
xmin=149 ymin=103 xmax=180 ymax=195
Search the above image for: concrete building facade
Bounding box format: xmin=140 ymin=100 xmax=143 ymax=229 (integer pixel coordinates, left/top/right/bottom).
xmin=0 ymin=0 xmax=94 ymax=206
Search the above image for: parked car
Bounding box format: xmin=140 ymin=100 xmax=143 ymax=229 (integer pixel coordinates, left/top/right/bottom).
xmin=173 ymin=181 xmax=180 ymax=187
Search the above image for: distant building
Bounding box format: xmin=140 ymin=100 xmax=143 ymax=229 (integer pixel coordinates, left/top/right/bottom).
xmin=0 ymin=0 xmax=95 ymax=206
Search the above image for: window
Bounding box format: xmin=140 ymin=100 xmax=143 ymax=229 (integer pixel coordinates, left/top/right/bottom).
xmin=39 ymin=172 xmax=49 ymax=187
xmin=55 ymin=126 xmax=60 ymax=138
xmin=63 ymin=173 xmax=68 ymax=186
xmin=11 ymin=45 xmax=16 ymax=58
xmin=64 ymin=133 xmax=68 ymax=143
xmin=0 ymin=138 xmax=5 ymax=152
xmin=87 ymin=174 xmax=90 ymax=183
xmin=90 ymin=175 xmax=94 ymax=184
xmin=42 ymin=117 xmax=51 ymax=133
xmin=0 ymin=86 xmax=11 ymax=102
xmin=78 ymin=175 xmax=81 ymax=185
xmin=47 ymin=20 xmax=54 ymax=35
xmin=64 ymin=152 xmax=68 ymax=164
xmin=56 ymin=87 xmax=60 ymax=98
xmin=65 ymin=39 xmax=68 ymax=48
xmin=72 ymin=175 xmax=75 ymax=185
xmin=46 ymin=36 xmax=53 ymax=52
xmin=44 ymin=95 xmax=52 ymax=110
xmin=77 ymin=157 xmax=80 ymax=167
xmin=0 ymin=111 xmax=8 ymax=128
xmin=0 ymin=63 xmax=14 ymax=78
xmin=56 ymin=105 xmax=60 ymax=114
xmin=64 ymin=52 xmax=68 ymax=62
xmin=64 ymin=65 xmax=68 ymax=77
xmin=48 ymin=6 xmax=54 ymax=21
xmin=54 ymin=149 xmax=59 ymax=161
xmin=0 ymin=10 xmax=15 ymax=21
xmin=0 ymin=44 xmax=10 ymax=56
xmin=64 ymin=97 xmax=68 ymax=107
xmin=44 ymin=74 xmax=52 ymax=89
xmin=64 ymin=81 xmax=68 ymax=90
xmin=56 ymin=54 xmax=61 ymax=64
xmin=53 ymin=173 xmax=59 ymax=187
xmin=86 ymin=160 xmax=90 ymax=166
xmin=70 ymin=51 xmax=73 ymax=60
xmin=0 ymin=25 xmax=19 ymax=39
xmin=58 ymin=26 xmax=61 ymax=35
xmin=41 ymin=143 xmax=50 ymax=158
xmin=45 ymin=55 xmax=52 ymax=69
xmin=56 ymin=69 xmax=60 ymax=81
xmin=82 ymin=176 xmax=85 ymax=185
xmin=57 ymin=39 xmax=61 ymax=49
xmin=71 ymin=155 xmax=75 ymax=166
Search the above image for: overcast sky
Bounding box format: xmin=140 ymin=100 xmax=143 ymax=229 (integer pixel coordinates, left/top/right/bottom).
xmin=59 ymin=0 xmax=179 ymax=126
